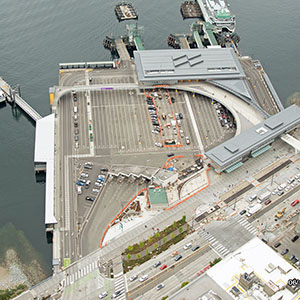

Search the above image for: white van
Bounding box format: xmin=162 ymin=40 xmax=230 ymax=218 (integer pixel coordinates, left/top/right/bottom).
xmin=73 ymin=106 xmax=78 ymax=113
xmin=77 ymin=186 xmax=82 ymax=195
xmin=248 ymin=195 xmax=257 ymax=202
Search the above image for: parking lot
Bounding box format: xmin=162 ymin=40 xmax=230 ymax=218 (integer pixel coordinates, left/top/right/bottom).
xmin=189 ymin=93 xmax=236 ymax=150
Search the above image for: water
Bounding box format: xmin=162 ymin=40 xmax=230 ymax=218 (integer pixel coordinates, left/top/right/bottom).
xmin=0 ymin=0 xmax=299 ymax=274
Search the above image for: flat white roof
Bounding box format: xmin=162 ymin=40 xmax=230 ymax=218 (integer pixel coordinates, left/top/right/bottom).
xmin=207 ymin=237 xmax=300 ymax=299
xmin=34 ymin=113 xmax=57 ymax=225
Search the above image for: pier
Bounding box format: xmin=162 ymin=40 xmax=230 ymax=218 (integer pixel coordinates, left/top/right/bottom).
xmin=0 ymin=77 xmax=42 ymax=122
xmin=179 ymin=36 xmax=190 ymax=49
xmin=180 ymin=1 xmax=202 ymax=19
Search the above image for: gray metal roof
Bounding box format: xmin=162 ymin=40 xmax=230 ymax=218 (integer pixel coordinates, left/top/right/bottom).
xmin=134 ymin=48 xmax=245 ymax=82
xmin=205 ymin=105 xmax=300 ymax=169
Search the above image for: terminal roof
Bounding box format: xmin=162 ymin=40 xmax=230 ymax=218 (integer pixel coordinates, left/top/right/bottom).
xmin=205 ymin=105 xmax=300 ymax=168
xmin=134 ymin=48 xmax=245 ymax=82
xmin=34 ymin=113 xmax=57 ymax=225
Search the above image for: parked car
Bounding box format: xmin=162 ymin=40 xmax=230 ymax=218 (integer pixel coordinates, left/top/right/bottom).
xmin=274 ymin=242 xmax=281 ymax=248
xmin=292 ymin=235 xmax=299 ymax=242
xmin=85 ymin=196 xmax=95 ymax=201
xmin=160 ymin=264 xmax=167 ymax=270
xmin=281 ymin=249 xmax=289 ymax=255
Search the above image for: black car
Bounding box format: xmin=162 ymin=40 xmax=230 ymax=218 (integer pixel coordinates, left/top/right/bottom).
xmin=278 ymin=191 xmax=284 ymax=196
xmin=152 ymin=121 xmax=159 ymax=126
xmin=281 ymin=249 xmax=289 ymax=255
xmin=239 ymin=209 xmax=247 ymax=216
xmin=167 ymin=153 xmax=174 ymax=157
xmin=153 ymin=261 xmax=161 ymax=268
xmin=292 ymin=235 xmax=299 ymax=242
xmin=85 ymin=196 xmax=95 ymax=201
xmin=100 ymin=168 xmax=108 ymax=172
xmin=274 ymin=242 xmax=281 ymax=248
xmin=192 ymin=245 xmax=200 ymax=251
xmin=74 ymin=121 xmax=78 ymax=127
xmin=179 ymin=113 xmax=183 ymax=119
xmin=174 ymin=254 xmax=182 ymax=261
xmin=171 ymin=97 xmax=175 ymax=103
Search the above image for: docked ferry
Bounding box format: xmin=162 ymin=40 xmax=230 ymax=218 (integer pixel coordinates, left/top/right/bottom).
xmin=197 ymin=0 xmax=236 ymax=33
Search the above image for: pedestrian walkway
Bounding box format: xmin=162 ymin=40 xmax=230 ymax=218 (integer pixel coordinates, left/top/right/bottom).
xmin=199 ymin=230 xmax=230 ymax=257
xmin=114 ymin=276 xmax=126 ymax=300
xmin=233 ymin=215 xmax=258 ymax=235
xmin=65 ymin=260 xmax=100 ymax=287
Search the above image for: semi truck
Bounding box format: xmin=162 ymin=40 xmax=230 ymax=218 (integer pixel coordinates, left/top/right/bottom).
xmin=246 ymin=203 xmax=262 ymax=217
xmin=258 ymin=191 xmax=271 ymax=203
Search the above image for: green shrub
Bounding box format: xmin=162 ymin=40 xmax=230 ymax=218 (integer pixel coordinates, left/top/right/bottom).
xmin=139 ymin=241 xmax=144 ymax=248
xmin=179 ymin=227 xmax=183 ymax=233
xmin=181 ymin=281 xmax=189 ymax=288
xmin=127 ymin=254 xmax=131 ymax=260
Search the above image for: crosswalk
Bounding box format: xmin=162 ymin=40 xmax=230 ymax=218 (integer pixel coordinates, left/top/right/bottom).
xmin=233 ymin=215 xmax=258 ymax=235
xmin=65 ymin=260 xmax=101 ymax=287
xmin=114 ymin=276 xmax=126 ymax=300
xmin=199 ymin=230 xmax=230 ymax=257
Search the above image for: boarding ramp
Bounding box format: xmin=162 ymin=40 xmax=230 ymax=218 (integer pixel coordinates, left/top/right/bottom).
xmin=281 ymin=134 xmax=300 ymax=154
xmin=203 ymin=22 xmax=219 ymax=46
xmin=179 ymin=36 xmax=190 ymax=49
xmin=115 ymin=38 xmax=131 ymax=61
xmin=59 ymin=61 xmax=115 ymax=69
xmin=193 ymin=31 xmax=204 ymax=48
xmin=0 ymin=77 xmax=42 ymax=122
xmin=134 ymin=36 xmax=144 ymax=50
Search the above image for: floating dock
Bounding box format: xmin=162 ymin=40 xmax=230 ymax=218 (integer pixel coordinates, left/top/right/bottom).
xmin=180 ymin=1 xmax=202 ymax=19
xmin=115 ymin=2 xmax=138 ymax=21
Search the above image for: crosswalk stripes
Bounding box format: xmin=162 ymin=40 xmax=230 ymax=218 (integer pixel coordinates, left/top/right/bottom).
xmin=233 ymin=215 xmax=258 ymax=235
xmin=65 ymin=260 xmax=101 ymax=286
xmin=199 ymin=230 xmax=230 ymax=257
xmin=114 ymin=276 xmax=126 ymax=300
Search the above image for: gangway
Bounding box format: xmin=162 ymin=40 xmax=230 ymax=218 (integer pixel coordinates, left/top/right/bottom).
xmin=0 ymin=77 xmax=42 ymax=122
xmin=179 ymin=36 xmax=190 ymax=49
xmin=203 ymin=22 xmax=219 ymax=46
xmin=115 ymin=39 xmax=131 ymax=61
xmin=134 ymin=36 xmax=144 ymax=50
xmin=193 ymin=31 xmax=204 ymax=48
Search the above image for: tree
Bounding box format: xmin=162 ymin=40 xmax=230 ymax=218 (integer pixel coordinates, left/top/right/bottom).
xmin=155 ymin=232 xmax=161 ymax=238
xmin=148 ymin=236 xmax=152 ymax=244
xmin=171 ymin=233 xmax=175 ymax=239
xmin=181 ymin=281 xmax=189 ymax=288
xmin=182 ymin=215 xmax=186 ymax=223
xmin=127 ymin=254 xmax=131 ymax=260
xmin=137 ymin=253 xmax=141 ymax=259
xmin=146 ymin=248 xmax=149 ymax=255
xmin=154 ymin=243 xmax=158 ymax=249
xmin=139 ymin=241 xmax=144 ymax=248
xmin=128 ymin=245 xmax=133 ymax=251
xmin=179 ymin=227 xmax=183 ymax=233
xmin=173 ymin=221 xmax=177 ymax=229
xmin=163 ymin=237 xmax=167 ymax=243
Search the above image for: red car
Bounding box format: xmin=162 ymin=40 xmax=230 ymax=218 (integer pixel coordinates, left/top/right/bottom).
xmin=291 ymin=199 xmax=300 ymax=207
xmin=160 ymin=264 xmax=167 ymax=270
xmin=264 ymin=200 xmax=272 ymax=205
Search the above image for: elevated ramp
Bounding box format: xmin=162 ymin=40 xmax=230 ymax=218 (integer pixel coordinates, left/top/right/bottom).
xmin=115 ymin=39 xmax=131 ymax=61
xmin=281 ymin=134 xmax=300 ymax=154
xmin=0 ymin=77 xmax=42 ymax=122
xmin=179 ymin=37 xmax=190 ymax=49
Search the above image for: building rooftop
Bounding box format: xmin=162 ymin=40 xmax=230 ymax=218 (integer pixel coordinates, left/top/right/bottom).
xmin=148 ymin=187 xmax=168 ymax=205
xmin=205 ymin=105 xmax=300 ymax=169
xmin=207 ymin=237 xmax=300 ymax=300
xmin=34 ymin=113 xmax=57 ymax=225
xmin=134 ymin=48 xmax=245 ymax=82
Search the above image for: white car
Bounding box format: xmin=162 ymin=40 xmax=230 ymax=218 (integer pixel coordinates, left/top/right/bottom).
xmin=98 ymin=291 xmax=108 ymax=299
xmin=156 ymin=283 xmax=165 ymax=290
xmin=272 ymin=189 xmax=278 ymax=195
xmin=129 ymin=275 xmax=137 ymax=282
xmin=285 ymin=186 xmax=291 ymax=191
xmin=92 ymin=188 xmax=100 ymax=194
xmin=155 ymin=142 xmax=163 ymax=148
xmin=95 ymin=181 xmax=102 ymax=187
xmin=139 ymin=275 xmax=148 ymax=282
xmin=81 ymin=173 xmax=89 ymax=178
xmin=152 ymin=130 xmax=159 ymax=134
xmin=77 ymin=186 xmax=82 ymax=195
xmin=183 ymin=243 xmax=192 ymax=250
